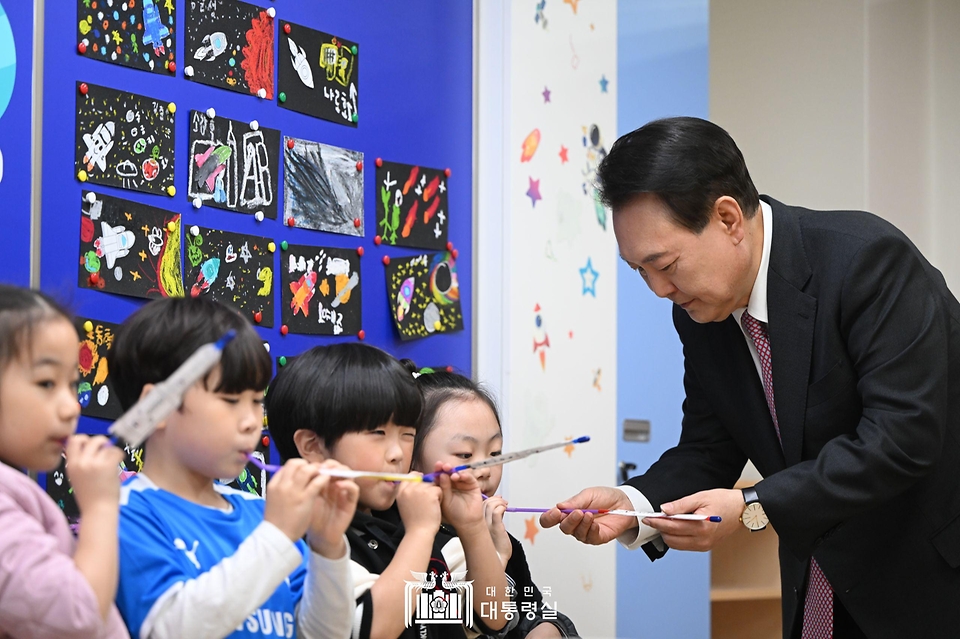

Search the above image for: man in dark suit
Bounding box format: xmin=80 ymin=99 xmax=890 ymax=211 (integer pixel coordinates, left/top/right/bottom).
xmin=541 ymin=117 xmax=960 ymax=638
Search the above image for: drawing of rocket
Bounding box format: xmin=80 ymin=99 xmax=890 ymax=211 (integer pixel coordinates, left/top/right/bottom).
xmin=396 ymin=277 xmax=414 ymax=322
xmin=289 ymin=272 xmax=317 ymax=317
xmin=82 ymin=121 xmax=116 ymax=173
xmin=288 ymin=38 xmax=315 ymax=89
xmin=194 ymin=31 xmax=228 ymax=61
xmin=193 ymin=144 xmax=232 ymax=194
xmin=94 ymin=222 xmax=136 ymax=269
xmin=191 ymin=258 xmax=221 ymax=297
xmin=141 ymin=0 xmax=170 ymax=57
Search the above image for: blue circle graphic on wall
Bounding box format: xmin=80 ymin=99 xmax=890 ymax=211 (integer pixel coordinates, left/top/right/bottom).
xmin=0 ymin=1 xmax=16 ymax=121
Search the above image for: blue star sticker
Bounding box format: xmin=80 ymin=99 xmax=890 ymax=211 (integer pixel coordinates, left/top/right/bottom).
xmin=599 ymin=75 xmax=609 ymax=93
xmin=579 ymin=258 xmax=599 ymax=296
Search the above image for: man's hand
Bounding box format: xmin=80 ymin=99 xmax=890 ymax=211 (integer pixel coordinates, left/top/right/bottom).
xmin=645 ymin=488 xmax=745 ymax=551
xmin=538 ymin=486 xmax=637 ymax=545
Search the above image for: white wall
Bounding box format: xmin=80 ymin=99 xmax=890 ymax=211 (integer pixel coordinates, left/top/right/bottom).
xmin=711 ymin=0 xmax=960 ymax=293
xmin=476 ymin=0 xmax=619 ymax=635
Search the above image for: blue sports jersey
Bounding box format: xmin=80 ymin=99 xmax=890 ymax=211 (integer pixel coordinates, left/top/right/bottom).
xmin=116 ymin=475 xmax=308 ymax=638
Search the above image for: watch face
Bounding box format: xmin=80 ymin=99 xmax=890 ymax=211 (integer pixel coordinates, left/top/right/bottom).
xmin=741 ymin=503 xmax=769 ymax=530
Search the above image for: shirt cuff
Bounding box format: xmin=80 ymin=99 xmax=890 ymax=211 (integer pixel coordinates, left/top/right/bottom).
xmin=257 ymin=520 xmax=305 ymax=568
xmin=615 ymin=486 xmax=664 ymax=550
xmin=308 ymin=533 xmax=351 ymax=564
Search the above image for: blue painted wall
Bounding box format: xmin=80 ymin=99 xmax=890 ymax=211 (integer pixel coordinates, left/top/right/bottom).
xmin=39 ymin=1 xmax=473 ymax=443
xmin=616 ymin=2 xmax=710 ymax=637
xmin=0 ymin=0 xmax=33 ymax=287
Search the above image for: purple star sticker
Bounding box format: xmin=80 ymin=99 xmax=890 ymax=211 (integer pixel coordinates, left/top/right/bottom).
xmin=526 ymin=177 xmax=542 ymax=208
xmin=542 ymin=86 xmax=551 ymax=103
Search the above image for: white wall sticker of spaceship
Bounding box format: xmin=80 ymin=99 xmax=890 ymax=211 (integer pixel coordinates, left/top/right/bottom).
xmin=108 ymin=331 xmax=236 ymax=448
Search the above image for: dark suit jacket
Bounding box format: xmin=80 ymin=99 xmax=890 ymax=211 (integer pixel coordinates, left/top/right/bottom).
xmin=627 ymin=196 xmax=960 ymax=638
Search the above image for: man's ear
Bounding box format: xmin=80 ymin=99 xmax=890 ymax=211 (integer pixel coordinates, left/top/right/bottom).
xmin=293 ymin=429 xmax=330 ymax=463
xmin=714 ymin=196 xmax=746 ymax=243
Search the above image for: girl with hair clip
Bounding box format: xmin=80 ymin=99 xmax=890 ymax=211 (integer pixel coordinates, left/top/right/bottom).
xmin=0 ymin=283 xmax=129 ymax=638
xmin=411 ymin=369 xmax=579 ymax=639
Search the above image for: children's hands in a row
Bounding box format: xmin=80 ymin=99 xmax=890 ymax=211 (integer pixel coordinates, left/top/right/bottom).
xmin=396 ymin=477 xmax=442 ymax=535
xmin=397 ymin=463 xmax=492 ymax=535
xmin=263 ymin=459 xmax=360 ymax=558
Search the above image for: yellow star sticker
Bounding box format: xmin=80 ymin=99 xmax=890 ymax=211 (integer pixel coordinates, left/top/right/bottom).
xmin=129 ymin=271 xmax=141 ymax=281
xmin=138 ymin=251 xmax=147 ymax=261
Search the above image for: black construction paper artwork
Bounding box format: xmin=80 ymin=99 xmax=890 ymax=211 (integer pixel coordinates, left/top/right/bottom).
xmin=385 ymin=251 xmax=463 ymax=341
xmin=277 ymin=20 xmax=358 ymax=127
xmin=185 ymin=0 xmax=274 ymax=99
xmin=183 ymin=226 xmax=275 ymax=326
xmin=283 ymin=137 xmax=364 ymax=236
xmin=78 ymin=190 xmax=184 ymax=299
xmin=74 ymin=316 xmax=123 ymax=421
xmin=187 ymin=110 xmax=280 ymax=219
xmin=75 ymin=82 xmax=176 ymax=195
xmin=280 ymin=243 xmax=361 ymax=336
xmin=77 ymin=0 xmax=176 ymax=75
xmin=375 ymin=160 xmax=449 ymax=250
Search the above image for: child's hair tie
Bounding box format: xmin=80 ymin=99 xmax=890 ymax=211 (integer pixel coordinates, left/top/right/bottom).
xmin=412 ymin=367 xmax=436 ymax=379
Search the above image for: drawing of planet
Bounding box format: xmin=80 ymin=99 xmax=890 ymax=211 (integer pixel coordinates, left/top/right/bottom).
xmin=77 ymin=382 xmax=92 ymax=408
xmin=0 ymin=1 xmax=15 ymax=121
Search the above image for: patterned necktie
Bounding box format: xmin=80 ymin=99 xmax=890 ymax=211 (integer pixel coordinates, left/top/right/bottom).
xmin=741 ymin=311 xmax=834 ymax=639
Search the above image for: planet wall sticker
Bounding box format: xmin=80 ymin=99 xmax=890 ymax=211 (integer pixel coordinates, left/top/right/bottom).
xmin=0 ymin=0 xmax=17 ymax=184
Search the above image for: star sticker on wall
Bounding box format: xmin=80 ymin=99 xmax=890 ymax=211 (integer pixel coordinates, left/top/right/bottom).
xmin=559 ymin=145 xmax=569 ymax=164
xmin=599 ymin=75 xmax=609 ymax=93
xmin=580 ymin=257 xmax=599 ymax=296
xmin=564 ymin=0 xmax=579 ymax=14
xmin=524 ymin=517 xmax=540 ymax=544
xmin=542 ymin=86 xmax=551 ymax=103
xmin=526 ymin=177 xmax=542 ymax=208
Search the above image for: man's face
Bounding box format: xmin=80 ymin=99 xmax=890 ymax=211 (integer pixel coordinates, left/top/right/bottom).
xmin=613 ymin=194 xmax=753 ymax=323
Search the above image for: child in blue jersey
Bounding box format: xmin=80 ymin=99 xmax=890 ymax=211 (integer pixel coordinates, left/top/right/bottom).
xmin=412 ymin=371 xmax=579 ymax=639
xmin=265 ymin=344 xmax=512 ymax=639
xmin=110 ymin=297 xmax=359 ymax=639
